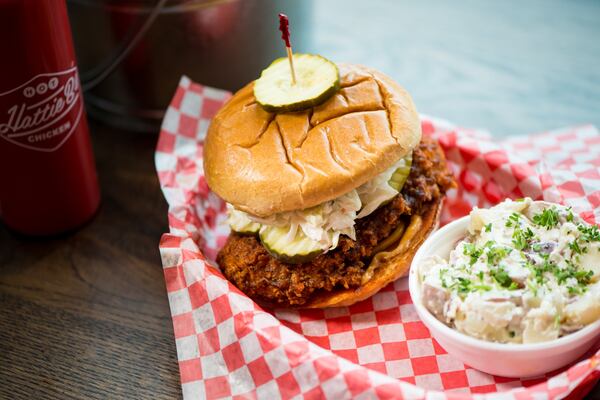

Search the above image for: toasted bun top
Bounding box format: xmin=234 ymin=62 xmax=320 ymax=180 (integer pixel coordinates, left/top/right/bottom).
xmin=204 ymin=63 xmax=421 ymax=217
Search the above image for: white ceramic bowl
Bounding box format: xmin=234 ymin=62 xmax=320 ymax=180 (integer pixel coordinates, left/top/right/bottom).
xmin=408 ymin=216 xmax=600 ymax=378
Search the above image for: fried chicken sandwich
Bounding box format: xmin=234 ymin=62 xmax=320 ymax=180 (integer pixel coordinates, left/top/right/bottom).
xmin=204 ymin=55 xmax=455 ymax=308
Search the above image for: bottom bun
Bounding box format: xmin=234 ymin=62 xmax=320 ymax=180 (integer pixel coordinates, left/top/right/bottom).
xmin=304 ymin=199 xmax=442 ymax=308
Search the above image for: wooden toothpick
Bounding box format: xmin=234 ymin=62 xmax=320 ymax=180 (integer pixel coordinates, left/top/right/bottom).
xmin=278 ymin=13 xmax=297 ymax=85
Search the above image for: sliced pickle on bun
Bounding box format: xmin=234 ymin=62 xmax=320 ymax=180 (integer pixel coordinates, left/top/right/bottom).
xmin=254 ymin=54 xmax=340 ymax=113
xmin=389 ymin=152 xmax=413 ymax=192
xmin=259 ymin=225 xmax=325 ymax=264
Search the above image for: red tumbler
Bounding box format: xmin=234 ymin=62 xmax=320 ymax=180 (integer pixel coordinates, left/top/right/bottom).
xmin=0 ymin=0 xmax=100 ymax=235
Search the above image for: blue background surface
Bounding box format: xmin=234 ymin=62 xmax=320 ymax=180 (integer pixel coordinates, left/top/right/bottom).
xmin=308 ymin=0 xmax=600 ymax=137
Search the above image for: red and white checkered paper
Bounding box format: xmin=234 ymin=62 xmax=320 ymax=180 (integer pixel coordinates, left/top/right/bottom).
xmin=156 ymin=76 xmax=600 ymax=399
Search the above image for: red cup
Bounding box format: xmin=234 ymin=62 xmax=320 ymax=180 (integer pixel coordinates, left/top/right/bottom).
xmin=0 ymin=0 xmax=100 ymax=235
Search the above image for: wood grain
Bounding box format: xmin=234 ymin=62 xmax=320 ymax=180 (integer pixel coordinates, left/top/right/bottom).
xmin=0 ymin=122 xmax=181 ymax=399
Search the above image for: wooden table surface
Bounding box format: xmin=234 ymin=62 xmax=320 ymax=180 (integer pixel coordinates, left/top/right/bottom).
xmin=0 ymin=123 xmax=181 ymax=399
xmin=1 ymin=1 xmax=599 ymax=399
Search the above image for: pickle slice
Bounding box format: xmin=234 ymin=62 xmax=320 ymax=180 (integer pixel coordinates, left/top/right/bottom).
xmin=232 ymin=221 xmax=261 ymax=235
xmin=228 ymin=208 xmax=261 ymax=234
xmin=372 ymin=221 xmax=406 ymax=254
xmin=259 ymin=225 xmax=325 ymax=264
xmin=389 ymin=152 xmax=413 ymax=192
xmin=254 ymin=54 xmax=340 ymax=113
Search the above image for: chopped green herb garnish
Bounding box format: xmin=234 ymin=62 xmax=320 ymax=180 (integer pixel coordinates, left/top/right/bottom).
xmin=577 ymin=223 xmax=600 ymax=242
xmin=456 ymin=277 xmax=472 ymax=294
xmin=567 ymin=285 xmax=585 ymax=295
xmin=575 ymin=269 xmax=594 ymax=285
xmin=512 ymin=234 xmax=527 ymax=250
xmin=554 ymin=268 xmax=570 ymax=284
xmin=526 ymin=279 xmax=539 ymax=297
xmin=484 ymin=223 xmax=492 ymax=232
xmin=553 ymin=260 xmax=593 ymax=289
xmin=532 ymin=258 xmax=556 ymax=284
xmin=491 ymin=266 xmax=514 ymax=288
xmin=526 ymin=227 xmax=535 ymax=238
xmin=509 ymin=330 xmax=516 ymax=338
xmin=487 ymin=246 xmax=510 ymax=266
xmin=439 ymin=268 xmax=448 ymax=288
xmin=512 ymin=226 xmax=534 ymax=250
xmin=566 ymin=207 xmax=574 ymax=222
xmin=448 ymin=275 xmax=492 ymax=295
xmin=532 ymin=207 xmax=560 ymax=229
xmin=463 ymin=243 xmax=483 ymax=266
xmin=505 ymin=212 xmax=521 ymax=228
xmin=568 ymin=240 xmax=586 ymax=255
xmin=477 ymin=271 xmax=484 ymax=281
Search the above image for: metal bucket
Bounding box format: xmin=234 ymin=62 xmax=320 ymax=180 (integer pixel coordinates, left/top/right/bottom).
xmin=67 ymin=0 xmax=312 ymax=132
